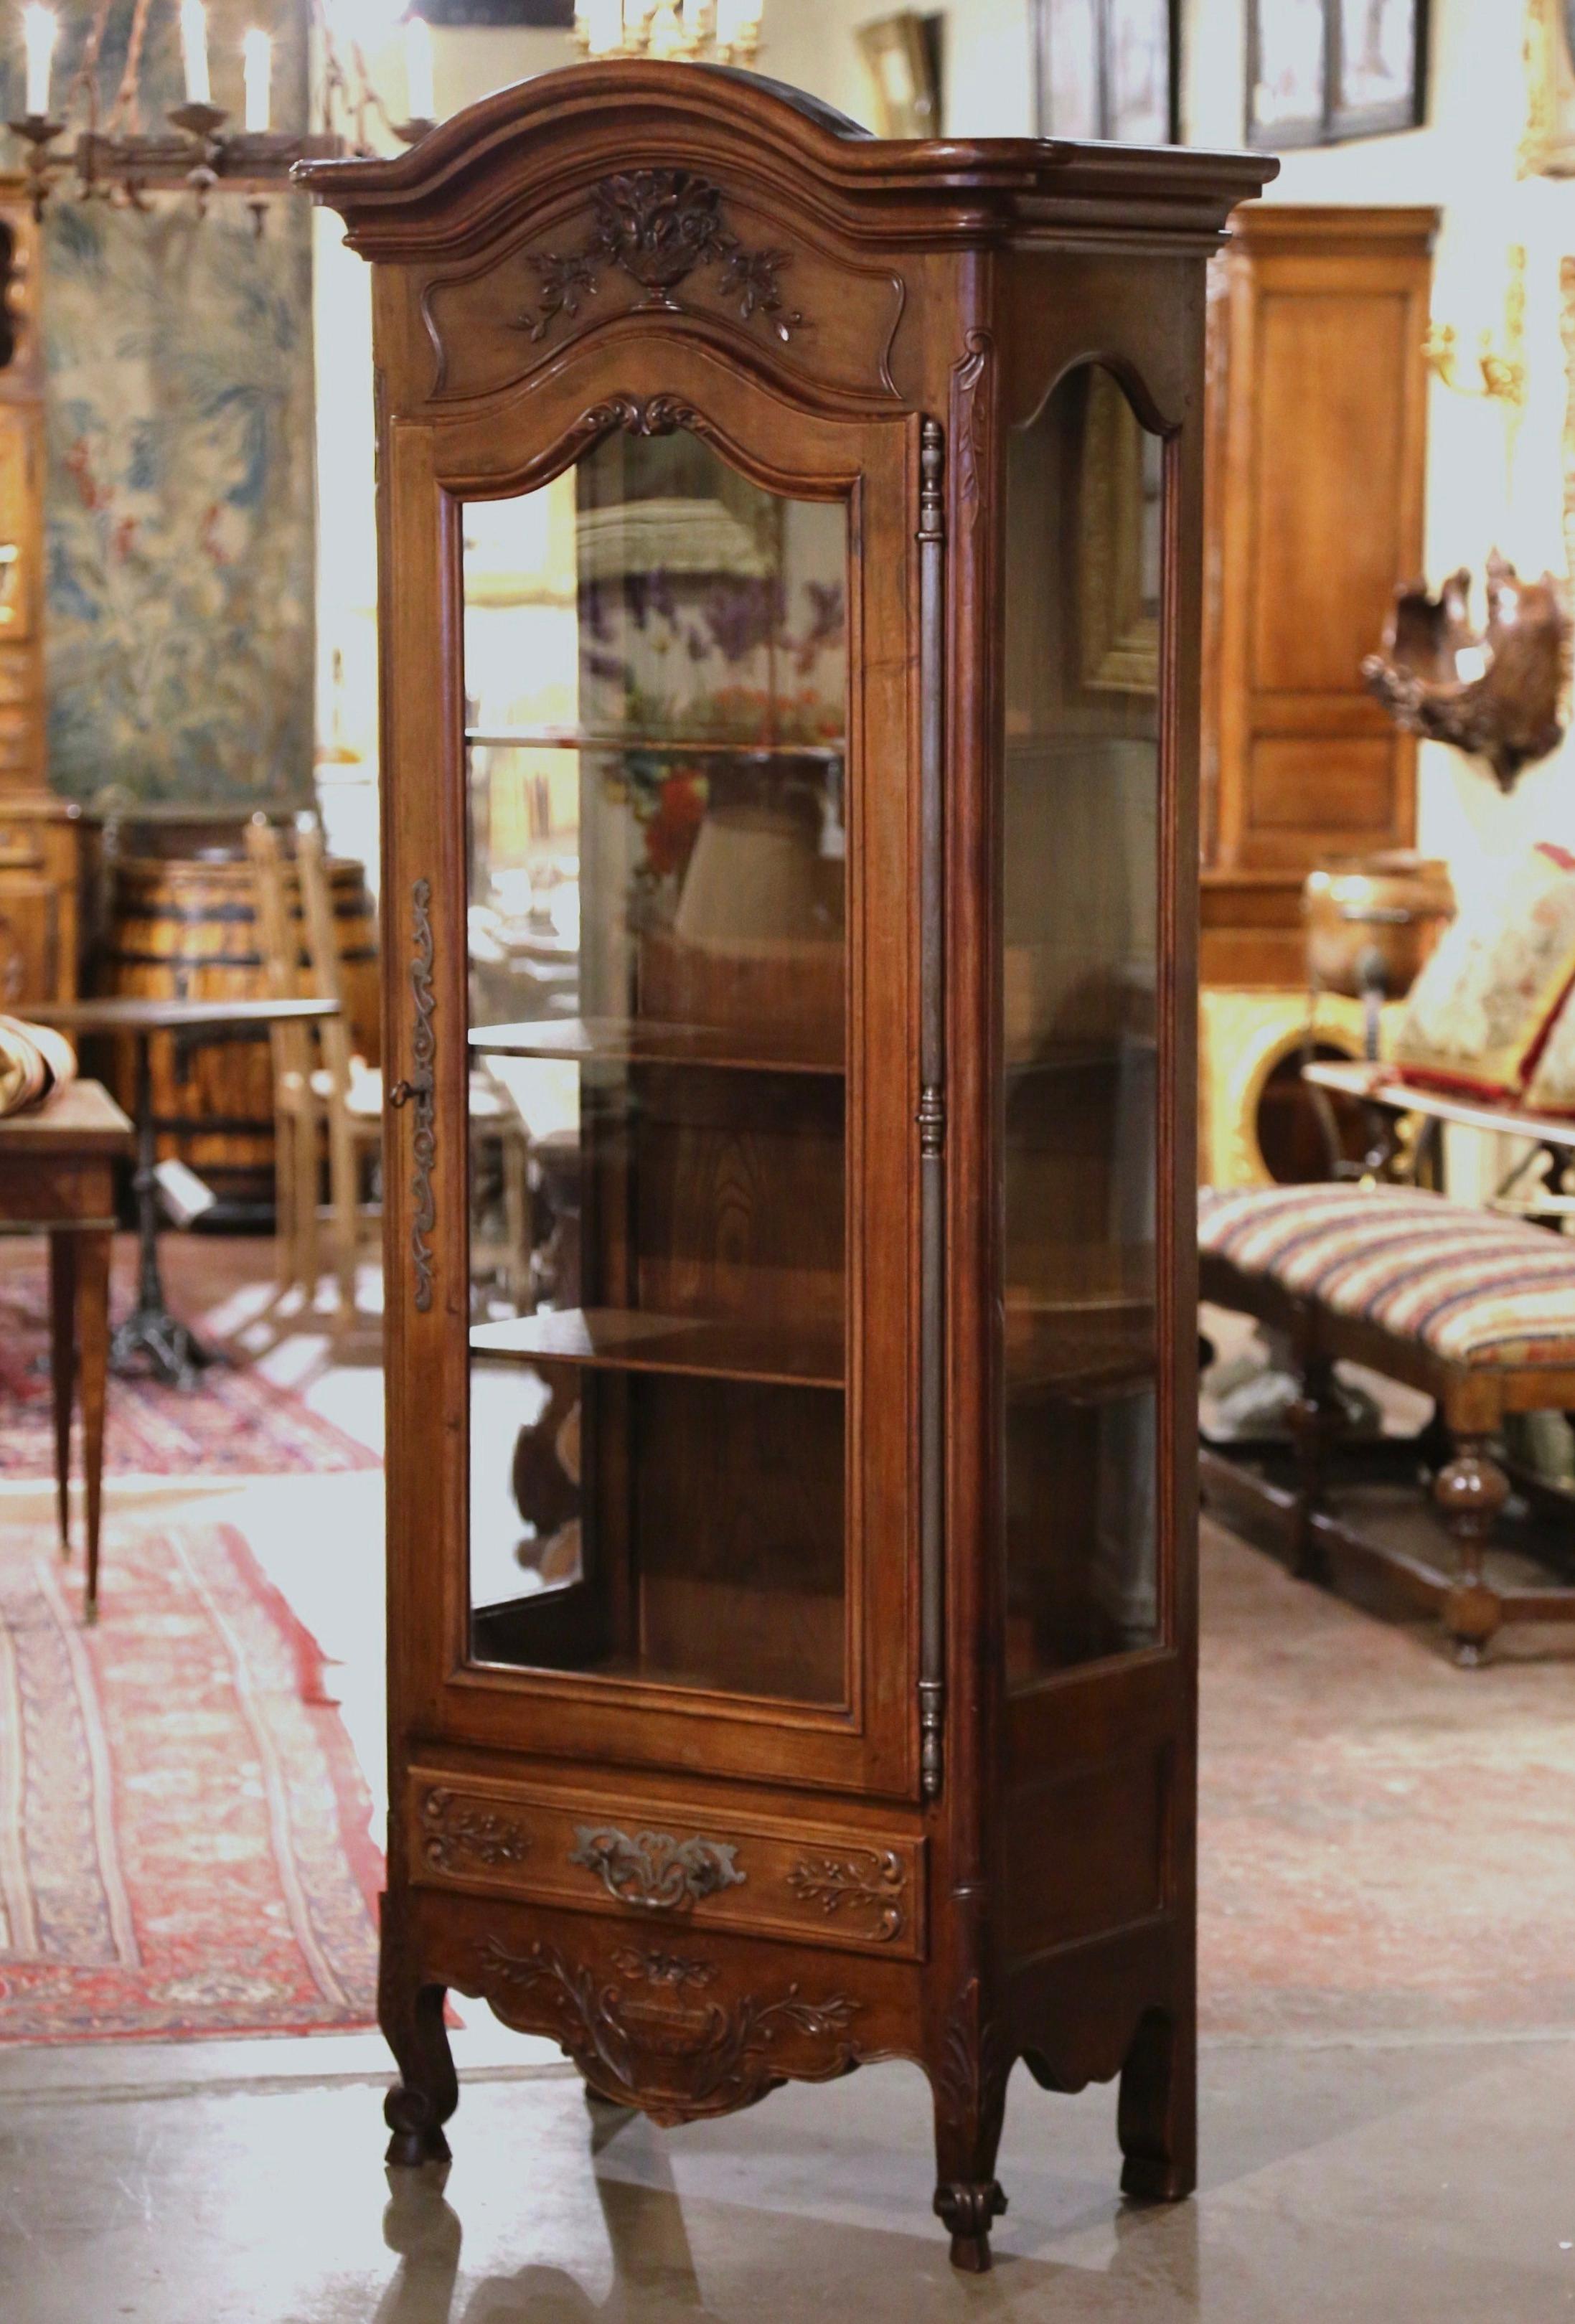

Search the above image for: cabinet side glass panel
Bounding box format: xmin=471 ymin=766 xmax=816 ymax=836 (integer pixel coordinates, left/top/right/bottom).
xmin=1002 ymin=366 xmax=1163 ymax=1682
xmin=461 ymin=427 xmax=850 ymax=1706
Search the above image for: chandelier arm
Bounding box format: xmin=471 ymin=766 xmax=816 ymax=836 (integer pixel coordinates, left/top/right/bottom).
xmin=106 ymin=0 xmax=157 ymax=132
xmin=349 ymin=38 xmax=398 ymax=144
xmin=70 ymin=0 xmax=118 ymax=133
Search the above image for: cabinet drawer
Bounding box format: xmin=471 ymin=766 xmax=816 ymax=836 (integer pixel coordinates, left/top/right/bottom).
xmin=407 ymin=1769 xmax=926 ymax=1962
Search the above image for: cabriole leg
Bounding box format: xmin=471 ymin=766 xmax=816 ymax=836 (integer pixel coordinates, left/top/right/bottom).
xmin=931 ymin=2008 xmax=1012 ymax=2274
xmin=1118 ymin=2005 xmax=1195 ymax=2203
xmin=380 ymin=1901 xmax=457 ymax=2168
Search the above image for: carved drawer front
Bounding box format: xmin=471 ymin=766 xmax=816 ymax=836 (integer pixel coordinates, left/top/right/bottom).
xmin=408 ymin=1772 xmax=926 ymax=1962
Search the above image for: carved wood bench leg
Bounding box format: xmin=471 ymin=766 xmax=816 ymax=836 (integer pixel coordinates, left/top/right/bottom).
xmin=1434 ymin=1433 xmax=1509 ymax=1667
xmin=1288 ymin=1342 xmax=1344 ymax=1580
xmin=1117 ymin=2004 xmax=1196 ymax=2203
xmin=380 ymin=1900 xmax=458 ymax=2168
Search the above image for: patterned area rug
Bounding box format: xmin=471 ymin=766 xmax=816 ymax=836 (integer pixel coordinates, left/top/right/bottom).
xmin=0 ymin=1517 xmax=380 ymax=2042
xmin=0 ymin=1272 xmax=379 ymax=1478
xmin=1200 ymin=1518 xmax=1575 ymax=2041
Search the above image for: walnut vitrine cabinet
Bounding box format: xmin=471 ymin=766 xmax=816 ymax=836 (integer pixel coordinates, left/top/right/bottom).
xmin=304 ymin=70 xmax=1271 ymax=2273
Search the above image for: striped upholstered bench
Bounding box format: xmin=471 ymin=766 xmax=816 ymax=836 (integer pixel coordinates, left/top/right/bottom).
xmin=1199 ymin=1182 xmax=1575 ymax=1662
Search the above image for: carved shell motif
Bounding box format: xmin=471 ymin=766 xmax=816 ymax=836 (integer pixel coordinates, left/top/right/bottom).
xmin=476 ymin=1934 xmax=860 ymax=2125
xmin=517 ymin=170 xmax=808 ymax=347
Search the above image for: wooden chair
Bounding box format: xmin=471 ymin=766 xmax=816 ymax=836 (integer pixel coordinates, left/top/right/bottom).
xmin=294 ymin=818 xmax=383 ymax=1318
xmin=245 ymin=817 xmax=323 ymax=1312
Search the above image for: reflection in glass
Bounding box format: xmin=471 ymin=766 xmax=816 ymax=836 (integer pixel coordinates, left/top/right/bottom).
xmin=463 ymin=428 xmax=850 ymax=1705
xmin=1002 ymin=366 xmax=1162 ymax=1683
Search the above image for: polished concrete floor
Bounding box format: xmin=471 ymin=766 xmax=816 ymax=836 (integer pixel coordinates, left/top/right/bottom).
xmin=4 ymin=2023 xmax=1575 ymax=2321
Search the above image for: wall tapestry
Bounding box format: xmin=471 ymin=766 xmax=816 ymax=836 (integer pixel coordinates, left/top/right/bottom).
xmin=30 ymin=0 xmax=315 ymax=808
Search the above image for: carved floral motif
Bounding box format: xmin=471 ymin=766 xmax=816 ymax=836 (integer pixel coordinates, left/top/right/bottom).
xmin=406 ymin=878 xmax=436 ymax=1312
xmin=476 ymin=1935 xmax=860 ymax=2123
xmin=568 ymin=1823 xmax=746 ymax=1913
xmin=786 ymin=1848 xmax=907 ymax=1942
xmin=951 ymin=328 xmax=993 ymax=535
xmin=517 ymin=171 xmax=807 ymax=346
xmin=419 ymin=1787 xmax=531 ymax=1876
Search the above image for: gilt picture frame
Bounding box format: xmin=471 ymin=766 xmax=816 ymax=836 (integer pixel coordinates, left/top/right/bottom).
xmin=1524 ymin=0 xmax=1575 ymax=176
xmin=855 ymin=12 xmax=942 ymax=138
xmin=1247 ymin=0 xmax=1429 ymax=150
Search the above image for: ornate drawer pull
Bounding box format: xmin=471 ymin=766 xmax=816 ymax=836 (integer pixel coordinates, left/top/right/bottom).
xmin=568 ymin=1823 xmax=746 ymax=1913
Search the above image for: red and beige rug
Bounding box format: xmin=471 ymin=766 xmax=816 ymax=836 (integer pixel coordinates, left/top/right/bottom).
xmin=0 ymin=1272 xmax=379 ymax=1478
xmin=0 ymin=1516 xmax=380 ymax=2043
xmin=1200 ymin=1518 xmax=1575 ymax=2041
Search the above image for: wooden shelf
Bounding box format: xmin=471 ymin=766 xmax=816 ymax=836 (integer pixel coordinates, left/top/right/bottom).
xmin=471 ymin=1306 xmax=845 ymax=1391
xmin=466 ymin=729 xmax=846 ymax=758
xmin=1005 ymin=1297 xmax=1156 ymax=1397
xmin=470 ymin=1015 xmax=845 ymax=1076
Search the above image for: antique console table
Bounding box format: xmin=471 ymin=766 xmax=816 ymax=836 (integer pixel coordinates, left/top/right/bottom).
xmin=0 ymin=1078 xmax=132 ymax=1617
xmin=32 ymin=996 xmax=338 ymax=1386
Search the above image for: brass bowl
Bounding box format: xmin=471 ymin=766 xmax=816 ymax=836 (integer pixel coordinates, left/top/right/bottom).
xmin=1303 ymin=850 xmax=1455 ymax=999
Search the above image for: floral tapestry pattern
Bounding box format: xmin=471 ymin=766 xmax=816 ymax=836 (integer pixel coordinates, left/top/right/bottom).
xmin=43 ymin=192 xmax=315 ymax=806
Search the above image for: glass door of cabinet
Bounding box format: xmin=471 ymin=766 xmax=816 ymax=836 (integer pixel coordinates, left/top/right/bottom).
xmin=1001 ymin=364 xmax=1166 ymax=1683
xmin=462 ymin=423 xmax=852 ymax=1710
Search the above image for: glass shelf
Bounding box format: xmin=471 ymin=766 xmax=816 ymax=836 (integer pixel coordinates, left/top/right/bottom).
xmin=467 ymin=729 xmax=846 ymax=757
xmin=1005 ymin=1297 xmax=1156 ymax=1398
xmin=471 ymin=1305 xmax=845 ymax=1391
xmin=469 ymin=1015 xmax=845 ymax=1076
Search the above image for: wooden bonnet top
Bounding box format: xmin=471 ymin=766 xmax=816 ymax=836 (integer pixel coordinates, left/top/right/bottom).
xmin=295 ymin=61 xmax=1276 ymax=264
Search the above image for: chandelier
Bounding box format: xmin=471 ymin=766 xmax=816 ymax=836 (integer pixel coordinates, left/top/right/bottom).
xmin=6 ymin=0 xmax=437 ymax=222
xmin=573 ymin=1 xmax=762 ymax=65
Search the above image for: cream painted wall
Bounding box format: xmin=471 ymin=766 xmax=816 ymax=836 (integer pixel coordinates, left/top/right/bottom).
xmin=311 ymin=3 xmax=1575 ymax=908
xmin=758 ymin=0 xmax=1575 ymax=908
xmin=311 ymin=25 xmax=575 ymax=875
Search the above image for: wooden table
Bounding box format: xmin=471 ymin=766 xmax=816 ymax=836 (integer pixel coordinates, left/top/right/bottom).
xmin=30 ymin=997 xmax=338 ymax=1387
xmin=1302 ymin=1058 xmax=1575 ymax=1209
xmin=0 ymin=1080 xmax=133 ymax=1619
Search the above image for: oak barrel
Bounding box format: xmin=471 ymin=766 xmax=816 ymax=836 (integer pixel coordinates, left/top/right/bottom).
xmin=100 ymin=849 xmax=380 ymax=1206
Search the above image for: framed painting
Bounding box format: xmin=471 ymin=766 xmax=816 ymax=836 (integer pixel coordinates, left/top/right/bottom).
xmin=1034 ymin=0 xmax=1179 ymax=145
xmin=1247 ymin=0 xmax=1429 ymax=149
xmin=418 ymin=0 xmax=573 ymax=22
xmin=1524 ymin=0 xmax=1575 ymax=176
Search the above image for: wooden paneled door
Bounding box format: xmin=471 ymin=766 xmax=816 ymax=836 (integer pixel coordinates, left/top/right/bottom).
xmin=1200 ymin=206 xmax=1437 ymax=987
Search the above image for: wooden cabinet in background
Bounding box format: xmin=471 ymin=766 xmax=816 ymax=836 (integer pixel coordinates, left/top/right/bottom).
xmin=1200 ymin=206 xmax=1437 ymax=987
xmin=0 ymin=177 xmax=88 ymax=1007
xmin=304 ymin=65 xmax=1272 ymax=2274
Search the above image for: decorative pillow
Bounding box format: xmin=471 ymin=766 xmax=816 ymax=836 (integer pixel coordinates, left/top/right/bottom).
xmin=1525 ymin=976 xmax=1575 ymax=1114
xmin=1392 ymin=843 xmax=1575 ymax=1099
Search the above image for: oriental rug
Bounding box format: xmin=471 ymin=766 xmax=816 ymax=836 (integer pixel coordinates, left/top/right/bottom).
xmin=0 ymin=1516 xmax=380 ymax=2043
xmin=1200 ymin=1517 xmax=1575 ymax=2042
xmin=0 ymin=1273 xmax=379 ymax=1479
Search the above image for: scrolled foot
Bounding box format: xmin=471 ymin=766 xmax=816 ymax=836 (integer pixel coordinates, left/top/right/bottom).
xmin=384 ymin=2081 xmax=453 ymax=2169
xmin=935 ymin=2179 xmax=1007 ymax=2273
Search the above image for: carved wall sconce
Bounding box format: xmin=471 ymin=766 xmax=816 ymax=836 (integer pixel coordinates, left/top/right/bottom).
xmin=1361 ymin=552 xmax=1571 ymax=794
xmin=1423 ymin=245 xmax=1527 ymax=408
